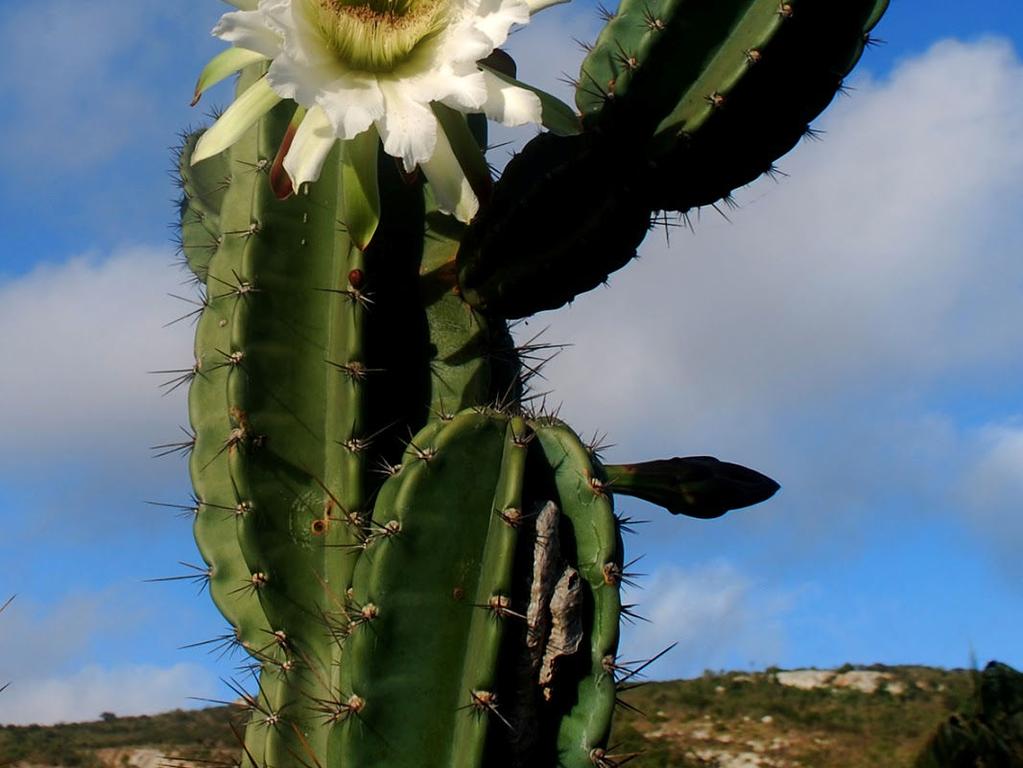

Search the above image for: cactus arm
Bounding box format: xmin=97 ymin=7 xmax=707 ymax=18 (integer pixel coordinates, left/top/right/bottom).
xmin=457 ymin=0 xmax=890 ymax=320
xmin=220 ymin=108 xmax=348 ymax=767
xmin=577 ymin=0 xmax=761 ymax=129
xmin=646 ymin=1 xmax=788 ymax=143
xmin=638 ymin=0 xmax=892 ymax=211
xmin=456 ymin=133 xmax=650 ymax=318
xmin=224 ymin=125 xmax=391 ymax=768
xmin=532 ymin=422 xmax=621 ymax=768
xmin=184 ymin=62 xmax=374 ymax=766
xmin=340 ymin=411 xmax=513 ymax=766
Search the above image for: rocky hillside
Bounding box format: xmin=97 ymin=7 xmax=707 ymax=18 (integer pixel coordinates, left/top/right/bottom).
xmin=0 ymin=664 xmax=1015 ymax=768
xmin=610 ymin=665 xmax=976 ymax=767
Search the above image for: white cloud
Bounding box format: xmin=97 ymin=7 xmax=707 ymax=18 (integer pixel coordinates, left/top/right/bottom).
xmin=957 ymin=420 xmax=1023 ymax=571
xmin=0 ymin=594 xmax=106 ymax=680
xmin=0 ymin=2 xmax=213 ymax=171
xmin=1 ymin=1 xmax=149 ymax=169
xmin=618 ymin=562 xmax=798 ymax=679
xmin=0 ymin=592 xmax=218 ymax=725
xmin=0 ymin=663 xmax=214 ymax=726
xmin=0 ymin=246 xmax=194 ymax=463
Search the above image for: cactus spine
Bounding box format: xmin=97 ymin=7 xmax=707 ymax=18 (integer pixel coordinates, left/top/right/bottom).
xmin=175 ymin=1 xmax=887 ymax=766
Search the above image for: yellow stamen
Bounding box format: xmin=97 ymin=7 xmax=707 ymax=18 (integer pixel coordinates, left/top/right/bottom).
xmin=313 ymin=0 xmax=449 ymax=72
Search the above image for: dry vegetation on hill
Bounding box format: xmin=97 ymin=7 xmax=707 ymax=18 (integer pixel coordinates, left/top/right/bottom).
xmin=2 ymin=664 xmax=1020 ymax=768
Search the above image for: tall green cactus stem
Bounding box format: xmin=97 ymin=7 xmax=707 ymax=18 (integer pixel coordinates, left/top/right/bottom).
xmin=181 ymin=72 xmax=534 ymax=768
xmin=177 ymin=1 xmax=888 ymax=764
xmin=188 ymin=69 xmax=356 ymax=765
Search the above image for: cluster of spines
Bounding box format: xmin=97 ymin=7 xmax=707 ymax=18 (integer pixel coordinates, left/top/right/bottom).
xmin=175 ymin=128 xmax=232 ymax=284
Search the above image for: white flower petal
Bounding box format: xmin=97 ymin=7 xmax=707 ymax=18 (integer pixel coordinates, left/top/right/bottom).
xmin=266 ymin=55 xmax=334 ymax=106
xmin=212 ymin=9 xmax=281 ymax=59
xmin=283 ymin=105 xmax=337 ymax=188
xmin=201 ymin=0 xmax=548 ymax=213
xmin=434 ymin=22 xmax=495 ymax=65
xmin=376 ymin=81 xmax=439 ymax=170
xmin=192 ymin=76 xmax=282 ymax=164
xmin=312 ymin=76 xmax=386 ymax=139
xmin=525 ymin=0 xmax=570 ymax=13
xmin=421 ymin=127 xmax=479 ymax=222
xmin=481 ymin=70 xmax=542 ymax=126
xmin=403 ymin=65 xmax=487 ymax=113
xmin=472 ymin=0 xmax=531 ymax=48
xmin=262 ymin=2 xmax=350 ymax=105
xmin=263 ymin=0 xmax=335 ymax=69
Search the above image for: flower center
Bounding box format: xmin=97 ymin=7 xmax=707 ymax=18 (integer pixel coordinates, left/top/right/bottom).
xmin=313 ymin=0 xmax=449 ymax=72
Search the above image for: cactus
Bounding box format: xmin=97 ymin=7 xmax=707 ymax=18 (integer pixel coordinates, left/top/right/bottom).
xmin=914 ymin=662 xmax=1023 ymax=768
xmin=173 ymin=1 xmax=886 ymax=766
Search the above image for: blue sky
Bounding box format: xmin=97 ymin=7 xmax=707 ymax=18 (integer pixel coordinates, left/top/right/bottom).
xmin=1 ymin=0 xmax=1021 ymax=725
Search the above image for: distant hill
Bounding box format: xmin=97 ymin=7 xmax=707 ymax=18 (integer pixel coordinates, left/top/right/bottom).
xmin=0 ymin=664 xmax=1015 ymax=768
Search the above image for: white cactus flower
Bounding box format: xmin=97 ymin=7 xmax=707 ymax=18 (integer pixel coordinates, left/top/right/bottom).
xmin=191 ymin=0 xmax=568 ymax=229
